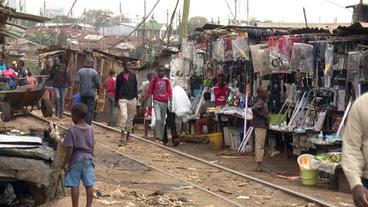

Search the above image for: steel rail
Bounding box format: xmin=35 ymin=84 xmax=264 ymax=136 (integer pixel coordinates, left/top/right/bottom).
xmin=57 ymin=112 xmax=335 ymax=207
xmin=28 ymin=113 xmax=245 ymax=207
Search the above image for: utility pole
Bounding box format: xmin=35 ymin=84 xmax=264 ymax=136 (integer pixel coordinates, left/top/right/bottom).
xmin=120 ymin=2 xmax=123 ymax=22
xmin=43 ymin=0 xmax=46 ymax=17
xmin=234 ymin=0 xmax=238 ymax=23
xmin=247 ymin=0 xmax=249 ymax=25
xmin=142 ymin=0 xmax=146 ymax=47
xmin=166 ymin=9 xmax=169 ymax=26
xmin=179 ymin=0 xmax=190 ymax=43
xmin=303 ymin=7 xmax=308 ymax=28
xmin=84 ymin=8 xmax=86 ymax=32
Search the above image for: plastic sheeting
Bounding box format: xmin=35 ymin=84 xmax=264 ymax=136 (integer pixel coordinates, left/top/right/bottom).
xmin=232 ymin=36 xmax=250 ymax=61
xmin=212 ymin=39 xmax=225 ymax=62
xmin=250 ymin=44 xmax=271 ymax=76
xmin=289 ymin=43 xmax=314 ymax=73
xmin=347 ymin=50 xmax=368 ymax=82
xmin=347 ymin=51 xmax=360 ymax=82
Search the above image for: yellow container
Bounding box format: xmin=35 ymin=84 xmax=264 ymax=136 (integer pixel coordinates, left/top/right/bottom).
xmin=300 ymin=169 xmax=318 ymax=186
xmin=208 ymin=133 xmax=224 ymax=150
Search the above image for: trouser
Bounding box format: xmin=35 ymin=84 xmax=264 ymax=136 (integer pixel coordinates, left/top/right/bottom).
xmin=81 ymin=96 xmax=95 ymax=125
xmin=118 ymin=98 xmax=137 ymax=133
xmin=196 ymin=118 xmax=208 ymax=134
xmin=153 ymin=101 xmax=168 ymax=140
xmin=176 ymin=115 xmax=188 ymax=135
xmin=255 ymin=128 xmax=267 ymax=163
xmin=107 ymin=96 xmax=118 ymax=126
xmin=163 ymin=110 xmax=178 ymax=144
xmin=54 ymin=87 xmax=66 ymax=116
xmin=42 ymin=87 xmax=54 ymax=105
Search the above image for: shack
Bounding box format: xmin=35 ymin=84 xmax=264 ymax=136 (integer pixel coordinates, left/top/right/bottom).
xmin=38 ymin=47 xmax=140 ymax=120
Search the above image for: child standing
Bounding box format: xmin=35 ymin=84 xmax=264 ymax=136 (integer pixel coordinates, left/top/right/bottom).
xmin=63 ymin=103 xmax=96 ymax=207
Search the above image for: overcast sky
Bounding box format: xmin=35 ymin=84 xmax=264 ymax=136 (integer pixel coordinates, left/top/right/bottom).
xmin=24 ymin=0 xmax=363 ymax=24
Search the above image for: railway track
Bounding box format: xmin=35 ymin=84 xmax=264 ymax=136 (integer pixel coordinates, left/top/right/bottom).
xmin=29 ymin=112 xmax=336 ymax=207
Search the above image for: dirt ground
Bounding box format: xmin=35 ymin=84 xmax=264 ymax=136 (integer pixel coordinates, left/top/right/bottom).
xmin=5 ymin=114 xmax=353 ymax=207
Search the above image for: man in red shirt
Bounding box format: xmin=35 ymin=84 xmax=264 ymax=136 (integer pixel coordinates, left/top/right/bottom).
xmin=104 ymin=70 xmax=117 ymax=126
xmin=212 ymin=74 xmax=229 ymax=106
xmin=144 ymin=67 xmax=172 ymax=145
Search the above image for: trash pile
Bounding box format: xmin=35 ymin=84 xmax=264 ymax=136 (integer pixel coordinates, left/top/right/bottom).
xmin=94 ymin=183 xmax=192 ymax=207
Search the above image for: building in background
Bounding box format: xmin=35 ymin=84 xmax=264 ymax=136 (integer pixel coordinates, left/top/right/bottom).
xmin=45 ymin=8 xmax=64 ymax=18
xmin=98 ymin=23 xmax=136 ymax=36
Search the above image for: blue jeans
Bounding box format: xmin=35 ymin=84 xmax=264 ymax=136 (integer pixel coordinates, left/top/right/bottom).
xmin=153 ymin=101 xmax=168 ymax=140
xmin=65 ymin=159 xmax=96 ymax=187
xmin=81 ymin=96 xmax=95 ymax=125
xmin=54 ymin=87 xmax=66 ymax=116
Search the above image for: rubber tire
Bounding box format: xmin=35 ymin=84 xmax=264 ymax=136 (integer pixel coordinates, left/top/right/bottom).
xmin=0 ymin=102 xmax=12 ymax=122
xmin=41 ymin=98 xmax=53 ymax=118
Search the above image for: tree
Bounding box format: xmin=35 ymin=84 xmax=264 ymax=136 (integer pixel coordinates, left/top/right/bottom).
xmin=26 ymin=31 xmax=67 ymax=47
xmin=84 ymin=9 xmax=114 ymax=28
xmin=52 ymin=15 xmax=78 ymax=24
xmin=188 ymin=16 xmax=208 ymax=34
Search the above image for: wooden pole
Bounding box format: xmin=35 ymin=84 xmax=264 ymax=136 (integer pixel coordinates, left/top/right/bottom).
xmin=303 ymin=7 xmax=308 ymax=28
xmin=179 ymin=0 xmax=190 ymax=43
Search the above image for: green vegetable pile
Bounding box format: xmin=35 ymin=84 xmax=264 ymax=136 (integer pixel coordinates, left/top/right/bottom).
xmin=315 ymin=154 xmax=342 ymax=164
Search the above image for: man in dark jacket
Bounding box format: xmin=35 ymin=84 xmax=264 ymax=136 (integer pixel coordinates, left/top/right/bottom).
xmin=115 ymin=61 xmax=138 ymax=143
xmin=50 ymin=56 xmax=71 ymax=118
xmin=250 ymin=87 xmax=269 ymax=171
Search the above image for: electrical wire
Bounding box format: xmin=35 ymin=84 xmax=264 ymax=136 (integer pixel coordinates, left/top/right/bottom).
xmin=321 ymin=0 xmax=353 ymax=11
xmin=66 ymin=0 xmax=78 ymax=18
xmin=224 ymin=0 xmax=235 ymax=19
xmin=122 ymin=0 xmax=161 ymax=42
xmin=163 ymin=0 xmax=180 ymax=44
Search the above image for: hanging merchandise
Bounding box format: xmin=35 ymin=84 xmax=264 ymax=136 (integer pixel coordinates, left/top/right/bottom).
xmin=268 ymin=35 xmax=300 ymax=71
xmin=224 ymin=36 xmax=234 ymax=62
xmin=324 ymin=44 xmax=334 ymax=88
xmin=181 ymin=39 xmax=194 ymax=60
xmin=347 ymin=51 xmax=360 ymax=82
xmin=347 ymin=50 xmax=368 ymax=83
xmin=250 ymin=44 xmax=271 ymax=76
xmin=290 ymin=43 xmax=314 ymax=74
xmin=232 ymin=34 xmax=250 ymax=61
xmin=212 ymin=39 xmax=225 ymax=62
xmin=193 ymin=52 xmax=204 ymax=76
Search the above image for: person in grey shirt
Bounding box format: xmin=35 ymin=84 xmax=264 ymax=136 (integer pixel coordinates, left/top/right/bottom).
xmin=75 ymin=56 xmax=100 ymax=125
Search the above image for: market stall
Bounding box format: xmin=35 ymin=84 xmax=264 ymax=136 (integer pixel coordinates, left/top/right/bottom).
xmin=173 ymin=22 xmax=368 ymax=191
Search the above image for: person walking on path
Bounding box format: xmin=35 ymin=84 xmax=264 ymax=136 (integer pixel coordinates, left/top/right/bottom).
xmin=104 ymin=69 xmax=117 ymax=126
xmin=141 ymin=73 xmax=154 ymax=118
xmin=165 ymin=82 xmax=191 ymax=146
xmin=250 ymin=87 xmax=269 ymax=172
xmin=144 ymin=68 xmax=172 ymax=145
xmin=50 ymin=56 xmax=71 ymax=118
xmin=115 ymin=61 xmax=138 ymax=143
xmin=75 ymin=57 xmax=100 ymax=125
xmin=342 ymin=93 xmax=368 ymax=207
xmin=63 ymin=103 xmax=96 ymax=207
